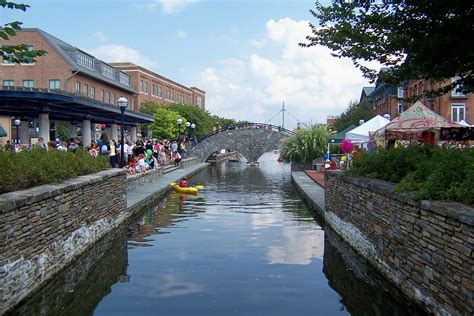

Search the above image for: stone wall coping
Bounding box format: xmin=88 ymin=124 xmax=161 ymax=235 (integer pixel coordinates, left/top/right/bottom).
xmin=0 ymin=168 xmax=126 ymax=213
xmin=326 ymin=171 xmax=474 ymax=225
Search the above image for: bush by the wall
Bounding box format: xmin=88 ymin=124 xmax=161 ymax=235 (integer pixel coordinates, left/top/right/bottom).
xmin=280 ymin=127 xmax=329 ymax=163
xmin=0 ymin=149 xmax=109 ymax=194
xmin=349 ymin=146 xmax=474 ymax=207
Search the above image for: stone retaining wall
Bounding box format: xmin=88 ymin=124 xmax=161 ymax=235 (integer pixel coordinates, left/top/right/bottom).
xmin=325 ymin=171 xmax=473 ymax=316
xmin=0 ymin=169 xmax=127 ymax=314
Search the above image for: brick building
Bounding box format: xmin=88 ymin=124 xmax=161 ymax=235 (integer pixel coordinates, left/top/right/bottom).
xmin=0 ymin=28 xmax=153 ymax=145
xmin=368 ymin=70 xmax=473 ymax=123
xmin=110 ymin=62 xmax=205 ymax=112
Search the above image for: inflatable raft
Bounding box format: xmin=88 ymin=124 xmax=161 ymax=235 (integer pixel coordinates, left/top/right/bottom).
xmin=170 ymin=182 xmax=199 ymax=194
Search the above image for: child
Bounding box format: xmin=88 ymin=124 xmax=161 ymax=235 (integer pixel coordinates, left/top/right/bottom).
xmin=127 ymin=157 xmax=137 ymax=175
xmin=179 ymin=178 xmax=189 ymax=187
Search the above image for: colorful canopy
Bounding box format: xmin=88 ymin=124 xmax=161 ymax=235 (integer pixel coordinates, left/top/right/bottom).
xmin=374 ymin=101 xmax=462 ymax=139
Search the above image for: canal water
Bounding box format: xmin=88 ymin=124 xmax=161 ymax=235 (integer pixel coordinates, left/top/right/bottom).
xmin=10 ymin=153 xmax=426 ymax=316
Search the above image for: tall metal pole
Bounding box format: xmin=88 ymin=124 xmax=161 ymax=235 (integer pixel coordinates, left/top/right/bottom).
xmin=120 ymin=109 xmax=125 ymax=168
xmin=281 ymin=101 xmax=286 ymax=129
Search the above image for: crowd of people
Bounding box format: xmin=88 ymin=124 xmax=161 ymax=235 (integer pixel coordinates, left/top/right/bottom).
xmin=2 ymin=133 xmax=190 ymax=176
xmin=89 ymin=134 xmax=188 ymax=175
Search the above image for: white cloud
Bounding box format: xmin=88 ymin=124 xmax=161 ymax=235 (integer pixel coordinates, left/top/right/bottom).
xmin=195 ymin=18 xmax=373 ymax=128
xmin=176 ymin=30 xmax=187 ymax=39
xmin=88 ymin=45 xmax=158 ymax=70
xmin=92 ymin=32 xmax=107 ymax=42
xmin=149 ymin=0 xmax=199 ymax=14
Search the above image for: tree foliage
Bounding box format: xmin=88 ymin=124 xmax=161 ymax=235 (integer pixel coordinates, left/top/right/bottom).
xmin=280 ymin=127 xmax=329 ymax=163
xmin=149 ymin=107 xmax=184 ymax=140
xmin=301 ymin=1 xmax=474 ymax=94
xmin=333 ymin=99 xmax=376 ymax=132
xmin=0 ymin=1 xmax=47 ymax=63
xmin=140 ymin=101 xmax=243 ymax=140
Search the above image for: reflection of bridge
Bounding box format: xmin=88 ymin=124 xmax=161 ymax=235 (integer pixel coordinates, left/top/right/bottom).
xmin=188 ymin=123 xmax=294 ymax=163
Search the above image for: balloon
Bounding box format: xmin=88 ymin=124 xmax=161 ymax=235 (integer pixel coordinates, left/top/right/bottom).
xmin=146 ymin=149 xmax=152 ymax=156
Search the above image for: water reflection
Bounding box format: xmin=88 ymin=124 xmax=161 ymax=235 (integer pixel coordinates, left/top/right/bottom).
xmin=8 ymin=228 xmax=128 ymax=316
xmin=9 ymin=153 xmax=427 ymax=315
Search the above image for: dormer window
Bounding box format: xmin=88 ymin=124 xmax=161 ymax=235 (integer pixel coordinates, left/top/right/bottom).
xmin=77 ymin=52 xmax=94 ymax=70
xmin=119 ymin=72 xmax=130 ymax=86
xmin=101 ymin=64 xmax=115 ymax=79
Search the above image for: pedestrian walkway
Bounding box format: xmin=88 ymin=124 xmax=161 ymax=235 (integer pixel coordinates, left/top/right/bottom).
xmin=126 ymin=162 xmax=209 ymax=212
xmin=305 ymin=170 xmax=325 ymax=187
xmin=291 ymin=171 xmax=325 ymax=220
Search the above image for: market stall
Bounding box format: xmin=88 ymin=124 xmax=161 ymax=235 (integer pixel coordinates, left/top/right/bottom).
xmin=346 ymin=115 xmax=390 ymax=144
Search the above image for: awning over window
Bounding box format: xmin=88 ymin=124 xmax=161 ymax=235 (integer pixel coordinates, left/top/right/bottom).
xmin=0 ymin=125 xmax=7 ymax=137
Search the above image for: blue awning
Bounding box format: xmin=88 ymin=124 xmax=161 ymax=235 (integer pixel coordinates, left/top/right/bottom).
xmin=0 ymin=125 xmax=7 ymax=137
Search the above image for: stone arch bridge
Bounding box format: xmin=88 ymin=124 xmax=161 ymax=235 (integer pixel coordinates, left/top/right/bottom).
xmin=188 ymin=123 xmax=294 ymax=163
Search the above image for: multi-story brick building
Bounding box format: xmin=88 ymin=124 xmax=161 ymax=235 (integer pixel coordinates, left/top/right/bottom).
xmin=0 ymin=28 xmax=153 ymax=145
xmin=110 ymin=62 xmax=205 ymax=112
xmin=367 ymin=69 xmax=473 ymax=124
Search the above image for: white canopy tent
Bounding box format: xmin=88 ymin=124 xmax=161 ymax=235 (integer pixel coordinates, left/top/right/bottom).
xmin=458 ymin=120 xmax=471 ymax=127
xmin=346 ymin=115 xmax=390 ymax=144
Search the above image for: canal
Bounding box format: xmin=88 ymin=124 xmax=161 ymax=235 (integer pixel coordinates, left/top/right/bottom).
xmin=10 ymin=153 xmax=426 ymax=315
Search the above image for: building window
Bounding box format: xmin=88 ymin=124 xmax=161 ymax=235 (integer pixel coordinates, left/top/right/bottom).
xmin=90 ymin=86 xmax=95 ymax=98
xmin=397 ymin=101 xmax=404 ymax=114
xmin=112 ymin=93 xmax=116 ymax=105
xmin=451 ymin=76 xmax=466 ymax=97
xmin=119 ymin=72 xmax=130 ymax=86
xmin=22 ymin=80 xmax=34 ymax=88
xmin=159 ymin=87 xmax=162 ymax=97
xmin=75 ymin=81 xmax=81 ymax=92
xmin=140 ymin=80 xmax=148 ymax=93
xmin=1 ymin=46 xmax=14 ymax=64
xmin=3 ymin=80 xmax=14 ymax=87
xmin=101 ymin=64 xmax=115 ymax=79
xmin=21 ymin=45 xmax=35 ymax=64
xmin=49 ymin=80 xmax=60 ymax=89
xmin=451 ymin=104 xmax=465 ymax=122
xmin=83 ymin=83 xmax=89 ymax=96
xmin=101 ymin=89 xmax=105 ymax=102
xmin=77 ymin=52 xmax=95 ymax=70
xmin=105 ymin=91 xmax=110 ymax=103
xmin=197 ymin=96 xmax=203 ymax=108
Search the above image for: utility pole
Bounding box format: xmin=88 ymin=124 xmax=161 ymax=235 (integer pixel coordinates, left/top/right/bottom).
xmin=281 ymin=101 xmax=286 ymax=129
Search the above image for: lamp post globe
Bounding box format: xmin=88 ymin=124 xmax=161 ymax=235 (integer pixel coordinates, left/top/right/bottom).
xmin=117 ymin=97 xmax=128 ymax=168
xmin=185 ymin=121 xmax=191 ymax=140
xmin=13 ymin=118 xmax=21 ymax=144
xmin=191 ymin=123 xmax=196 ymax=141
xmin=383 ymin=113 xmax=391 ymax=121
xmin=177 ymin=118 xmax=182 ymax=142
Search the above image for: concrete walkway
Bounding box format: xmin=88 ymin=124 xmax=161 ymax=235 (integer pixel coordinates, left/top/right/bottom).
xmin=126 ymin=163 xmax=209 ymax=213
xmin=291 ymin=171 xmax=326 ymax=220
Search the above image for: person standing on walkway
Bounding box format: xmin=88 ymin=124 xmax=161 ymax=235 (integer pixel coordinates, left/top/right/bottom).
xmin=109 ymin=140 xmax=117 ymax=168
xmin=33 ymin=137 xmax=47 ymax=150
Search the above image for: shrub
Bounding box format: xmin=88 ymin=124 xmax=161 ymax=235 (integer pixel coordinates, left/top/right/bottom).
xmin=0 ymin=149 xmax=109 ymax=194
xmin=349 ymin=146 xmax=474 ymax=207
xmin=280 ymin=127 xmax=329 ymax=163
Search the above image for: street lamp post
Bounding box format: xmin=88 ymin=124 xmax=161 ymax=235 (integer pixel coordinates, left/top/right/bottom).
xmin=13 ymin=118 xmax=21 ymax=145
xmin=117 ymin=97 xmax=129 ymax=168
xmin=185 ymin=122 xmax=191 ymax=141
xmin=191 ymin=123 xmax=196 ymax=141
xmin=177 ymin=118 xmax=182 ymax=142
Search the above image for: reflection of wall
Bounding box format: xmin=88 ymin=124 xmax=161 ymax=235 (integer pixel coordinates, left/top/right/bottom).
xmin=1 ymin=169 xmax=127 ymax=314
xmin=323 ymin=228 xmax=427 ymax=316
xmin=325 ymin=171 xmax=474 ymax=315
xmin=9 ymin=228 xmax=128 ymax=315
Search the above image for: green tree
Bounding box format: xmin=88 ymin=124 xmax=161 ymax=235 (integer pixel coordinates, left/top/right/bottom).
xmin=301 ymin=1 xmax=474 ymax=94
xmin=149 ymin=107 xmax=184 ymax=140
xmin=333 ymin=99 xmax=376 ymax=132
xmin=280 ymin=127 xmax=329 ymax=163
xmin=1 ymin=1 xmax=47 ymax=63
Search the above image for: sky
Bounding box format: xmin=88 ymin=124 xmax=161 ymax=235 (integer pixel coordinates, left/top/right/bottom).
xmin=5 ymin=0 xmax=375 ymax=129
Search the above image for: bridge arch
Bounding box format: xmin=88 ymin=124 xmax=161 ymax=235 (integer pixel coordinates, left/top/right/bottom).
xmin=188 ymin=123 xmax=293 ymax=163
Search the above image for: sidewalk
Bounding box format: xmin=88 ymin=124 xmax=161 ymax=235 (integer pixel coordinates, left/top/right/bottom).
xmin=126 ymin=162 xmax=209 ymax=213
xmin=291 ymin=171 xmax=326 ymax=221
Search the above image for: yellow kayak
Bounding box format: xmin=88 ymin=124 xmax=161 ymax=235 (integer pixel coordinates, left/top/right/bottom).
xmin=170 ymin=182 xmax=199 ymax=194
